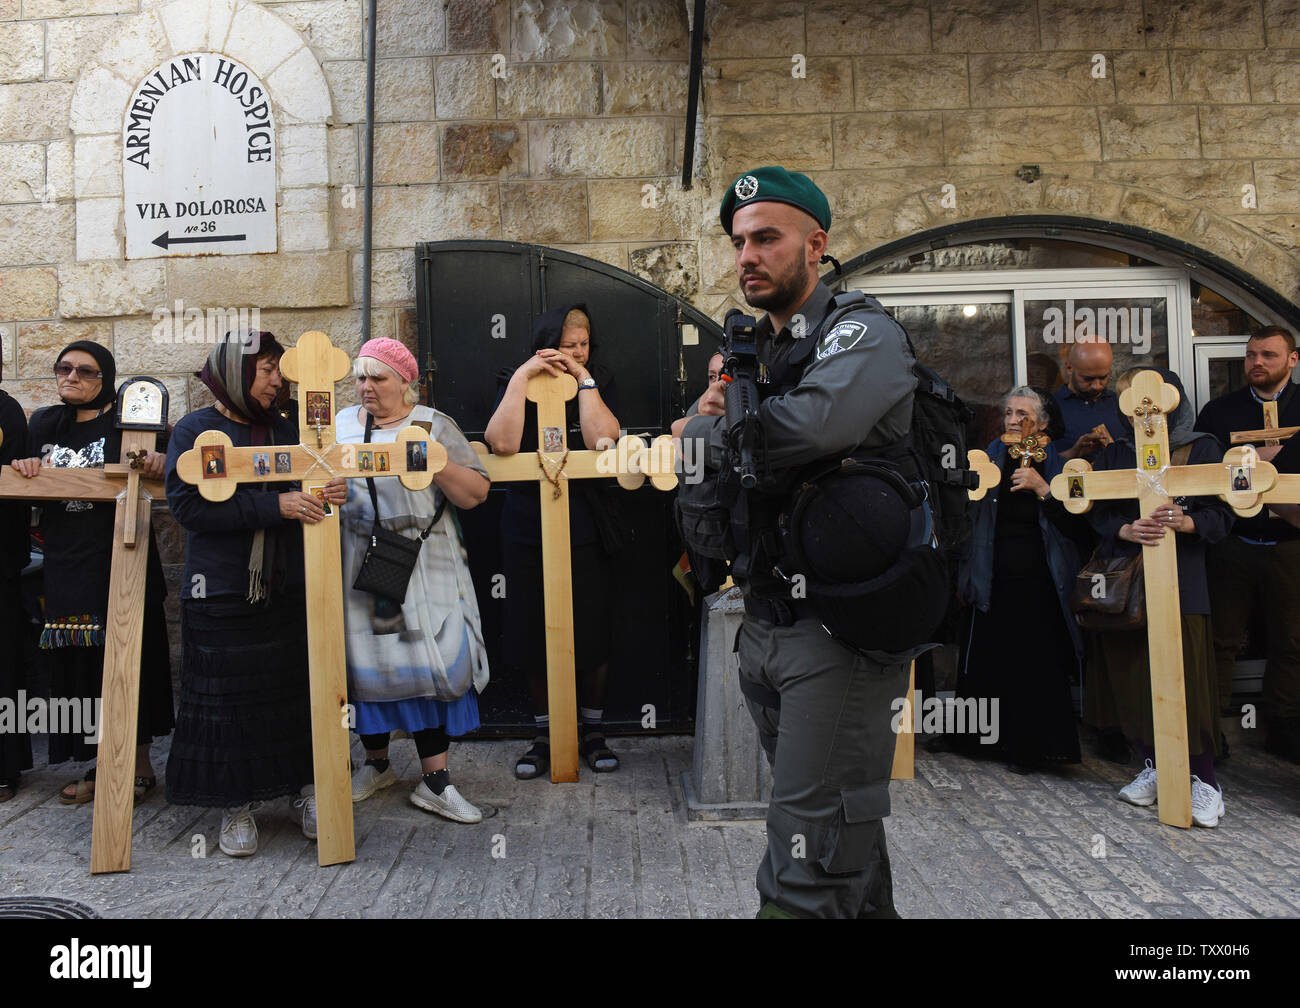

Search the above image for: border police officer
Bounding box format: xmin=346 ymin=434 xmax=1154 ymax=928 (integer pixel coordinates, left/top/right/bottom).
xmin=682 ymin=167 xmax=919 ymax=918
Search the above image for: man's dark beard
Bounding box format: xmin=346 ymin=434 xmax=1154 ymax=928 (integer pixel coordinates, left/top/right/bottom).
xmin=743 ymin=260 xmax=811 ymax=314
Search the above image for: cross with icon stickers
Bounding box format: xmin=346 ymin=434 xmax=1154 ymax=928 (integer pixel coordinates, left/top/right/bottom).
xmin=174 ymin=331 xmax=447 ymax=867
xmin=1047 ymin=370 xmax=1279 ymax=827
xmin=471 ymin=372 xmax=677 ymax=783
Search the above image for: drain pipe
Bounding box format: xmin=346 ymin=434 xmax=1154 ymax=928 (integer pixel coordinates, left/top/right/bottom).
xmin=680 ymin=0 xmax=705 ymax=190
xmin=360 ymin=0 xmax=377 ymax=341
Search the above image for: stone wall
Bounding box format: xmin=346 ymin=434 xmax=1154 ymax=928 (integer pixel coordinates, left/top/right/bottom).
xmin=3 ymin=1 xmax=1297 ymax=425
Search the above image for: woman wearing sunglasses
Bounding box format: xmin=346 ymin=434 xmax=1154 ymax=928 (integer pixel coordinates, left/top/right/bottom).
xmin=9 ymin=341 xmax=174 ymax=805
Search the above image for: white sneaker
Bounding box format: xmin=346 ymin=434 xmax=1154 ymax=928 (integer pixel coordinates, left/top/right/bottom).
xmin=219 ymin=803 xmax=258 ymax=857
xmin=1119 ymin=760 xmax=1158 ymax=807
xmin=294 ymin=786 xmax=317 ymax=841
xmin=1190 ymin=776 xmax=1225 ymax=828
xmin=351 ymin=763 xmax=397 ymax=802
xmin=410 ymin=780 xmax=482 ymax=824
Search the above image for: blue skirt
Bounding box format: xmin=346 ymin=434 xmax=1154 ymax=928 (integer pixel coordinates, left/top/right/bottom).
xmin=353 ymin=691 xmax=480 ymax=737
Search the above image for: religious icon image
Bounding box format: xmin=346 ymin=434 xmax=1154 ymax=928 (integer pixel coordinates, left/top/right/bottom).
xmin=1232 ymin=467 xmax=1252 ymax=491
xmin=275 ymin=451 xmax=292 ymax=474
xmin=253 ymin=452 xmax=270 ymax=476
xmin=201 ymin=445 xmax=226 ymax=478
xmin=1068 ymin=476 xmax=1084 ymax=499
xmin=312 ymin=486 xmax=333 ymax=516
xmin=375 ymin=452 xmax=389 ymax=472
xmin=542 ymin=426 xmax=564 ymax=452
xmin=119 ymin=379 xmax=165 ymax=427
xmin=358 ymin=450 xmax=373 ymax=472
xmin=407 ymin=441 xmax=428 ymax=472
xmin=306 ymin=391 xmax=332 ymax=426
xmin=1142 ymin=444 xmax=1162 ymax=470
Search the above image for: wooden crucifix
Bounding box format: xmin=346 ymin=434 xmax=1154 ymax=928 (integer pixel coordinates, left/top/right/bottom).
xmin=890 ymin=447 xmax=1003 ymax=780
xmin=0 ymin=377 xmax=169 ymax=874
xmin=1048 ymin=370 xmax=1275 ymax=828
xmin=174 ymin=331 xmax=445 ymax=867
xmin=1230 ymin=399 xmax=1299 ymax=447
xmin=472 ymin=372 xmax=677 ymax=783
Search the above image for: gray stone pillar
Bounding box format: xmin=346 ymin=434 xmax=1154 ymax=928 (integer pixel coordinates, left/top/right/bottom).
xmin=683 ymin=586 xmax=772 ymax=821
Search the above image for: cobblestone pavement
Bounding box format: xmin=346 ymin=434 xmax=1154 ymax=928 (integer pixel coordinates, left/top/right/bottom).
xmin=1 ymin=721 xmax=1296 ymax=918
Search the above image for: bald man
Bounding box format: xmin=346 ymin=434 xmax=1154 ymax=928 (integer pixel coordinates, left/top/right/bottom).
xmin=1051 ymin=340 xmax=1125 ymax=459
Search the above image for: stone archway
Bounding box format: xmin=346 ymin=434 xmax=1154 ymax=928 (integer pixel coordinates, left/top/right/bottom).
xmin=67 ymin=0 xmax=334 ymax=263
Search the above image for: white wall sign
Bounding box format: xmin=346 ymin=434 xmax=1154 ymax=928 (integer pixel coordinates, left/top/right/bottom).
xmin=123 ymin=53 xmax=277 ymax=259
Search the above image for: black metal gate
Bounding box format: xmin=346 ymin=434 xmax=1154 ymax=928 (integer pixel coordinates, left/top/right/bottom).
xmin=414 ymin=241 xmax=723 ymax=734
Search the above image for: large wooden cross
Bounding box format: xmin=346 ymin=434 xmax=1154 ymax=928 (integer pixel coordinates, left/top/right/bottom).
xmin=471 ymin=372 xmax=677 ymax=783
xmin=1047 ymin=370 xmax=1272 ymax=827
xmin=1230 ymin=398 xmax=1298 ymax=447
xmin=0 ymin=377 xmax=168 ymax=873
xmin=174 ymin=331 xmax=445 ymax=867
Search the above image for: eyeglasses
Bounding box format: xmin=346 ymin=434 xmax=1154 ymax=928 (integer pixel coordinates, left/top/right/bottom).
xmin=53 ymin=363 xmax=102 ymax=380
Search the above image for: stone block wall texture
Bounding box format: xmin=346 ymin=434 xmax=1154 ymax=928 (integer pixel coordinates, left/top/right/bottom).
xmin=1 ymin=0 xmax=1298 ymax=413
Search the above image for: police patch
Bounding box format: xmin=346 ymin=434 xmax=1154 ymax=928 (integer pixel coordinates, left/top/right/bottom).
xmin=816 ymin=320 xmax=868 ymax=359
xmin=734 ymin=175 xmax=759 ymax=200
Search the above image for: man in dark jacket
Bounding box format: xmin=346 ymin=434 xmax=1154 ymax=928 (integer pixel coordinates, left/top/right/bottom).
xmin=1194 ymin=326 xmax=1300 ymax=761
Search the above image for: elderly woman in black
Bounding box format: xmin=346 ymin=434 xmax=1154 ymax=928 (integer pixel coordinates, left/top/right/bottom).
xmin=1087 ymin=367 xmax=1232 ymax=827
xmin=484 ymin=305 xmax=622 ymax=778
xmin=954 ymin=386 xmax=1084 ymax=773
xmin=10 ymin=341 xmax=173 ymax=804
xmin=165 ymin=332 xmax=347 ymax=857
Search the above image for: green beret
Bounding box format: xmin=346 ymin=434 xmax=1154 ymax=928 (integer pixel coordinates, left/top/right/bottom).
xmin=719 ymin=166 xmax=831 ymax=235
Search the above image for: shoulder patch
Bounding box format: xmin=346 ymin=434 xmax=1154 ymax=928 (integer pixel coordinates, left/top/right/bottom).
xmin=816 ymin=319 xmax=868 ymax=360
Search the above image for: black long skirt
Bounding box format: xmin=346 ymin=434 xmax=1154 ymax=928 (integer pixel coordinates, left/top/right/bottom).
xmin=43 ymin=577 xmax=174 ymax=766
xmin=501 ymin=540 xmax=612 ymax=673
xmin=0 ymin=577 xmax=33 ymax=784
xmin=959 ymin=565 xmax=1082 ymax=767
xmin=166 ymin=593 xmax=314 ymax=807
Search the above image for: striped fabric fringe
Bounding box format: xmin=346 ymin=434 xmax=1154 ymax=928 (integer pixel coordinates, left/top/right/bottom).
xmin=39 ymin=614 xmax=105 ymax=649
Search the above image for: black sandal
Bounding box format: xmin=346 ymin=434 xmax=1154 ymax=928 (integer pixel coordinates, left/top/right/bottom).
xmin=581 ymin=733 xmax=619 ymax=773
xmin=515 ymin=737 xmax=550 ymax=780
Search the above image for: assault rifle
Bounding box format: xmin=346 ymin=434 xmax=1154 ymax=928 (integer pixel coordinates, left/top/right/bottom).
xmin=720 ymin=308 xmax=765 ymax=489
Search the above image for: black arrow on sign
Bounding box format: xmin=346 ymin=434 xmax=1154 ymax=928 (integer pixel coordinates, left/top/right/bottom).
xmin=153 ymin=231 xmax=247 ymax=249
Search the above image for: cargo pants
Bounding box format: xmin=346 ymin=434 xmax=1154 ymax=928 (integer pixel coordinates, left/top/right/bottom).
xmin=737 ymin=615 xmax=912 ymax=918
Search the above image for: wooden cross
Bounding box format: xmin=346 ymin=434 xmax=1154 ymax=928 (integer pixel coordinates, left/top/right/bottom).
xmin=0 ymin=378 xmax=168 ymax=874
xmin=174 ymin=331 xmax=445 ymax=867
xmin=471 ymin=372 xmax=677 ymax=783
xmin=1004 ymin=433 xmax=1048 ymax=469
xmin=1230 ymin=399 xmax=1298 ymax=447
xmin=890 ymin=447 xmax=1003 ymax=780
xmin=1047 ymin=370 xmax=1275 ymax=828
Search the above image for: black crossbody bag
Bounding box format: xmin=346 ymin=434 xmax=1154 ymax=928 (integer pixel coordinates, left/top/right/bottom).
xmin=351 ymin=413 xmax=445 ymax=605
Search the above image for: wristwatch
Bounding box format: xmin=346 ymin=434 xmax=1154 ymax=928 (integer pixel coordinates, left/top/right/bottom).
xmin=578 ymin=377 xmax=597 ymax=391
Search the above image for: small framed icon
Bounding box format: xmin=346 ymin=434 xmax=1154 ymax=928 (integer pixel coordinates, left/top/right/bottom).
xmin=202 ymin=445 xmax=226 ymax=478
xmin=542 ymin=426 xmax=563 ymax=452
xmin=1141 ymin=444 xmax=1162 ymax=470
xmin=114 ymin=376 xmax=169 ymax=432
xmin=275 ymin=451 xmax=292 ymax=474
xmin=1231 ymin=466 xmax=1253 ymax=492
xmin=252 ymin=452 xmax=270 ymax=476
xmin=375 ymin=452 xmax=390 ymax=472
xmin=407 ymin=441 xmax=428 ymax=472
xmin=358 ymin=450 xmax=373 ymax=472
xmin=306 ymin=391 xmax=331 ymax=426
xmin=312 ymin=486 xmax=333 ymax=516
xmin=1068 ymin=476 xmax=1084 ymax=499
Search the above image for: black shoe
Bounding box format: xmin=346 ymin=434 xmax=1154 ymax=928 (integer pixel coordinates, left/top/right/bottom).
xmin=1095 ymin=729 xmax=1131 ymax=765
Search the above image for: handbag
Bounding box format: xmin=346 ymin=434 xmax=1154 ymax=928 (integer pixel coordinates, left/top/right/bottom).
xmin=1069 ymin=444 xmax=1191 ymax=631
xmin=351 ymin=413 xmax=446 ymax=605
xmin=1071 ymin=550 xmax=1145 ymax=630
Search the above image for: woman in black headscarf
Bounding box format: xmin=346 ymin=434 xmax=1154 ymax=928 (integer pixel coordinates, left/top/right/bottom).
xmin=9 ymin=340 xmax=173 ymax=803
xmin=1087 ymin=367 xmax=1233 ymax=827
xmin=164 ymin=331 xmax=347 ymax=858
xmin=484 ymin=305 xmax=623 ymax=778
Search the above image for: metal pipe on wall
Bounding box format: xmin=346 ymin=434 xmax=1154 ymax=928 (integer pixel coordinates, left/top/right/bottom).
xmin=360 ymin=0 xmax=377 ymax=342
